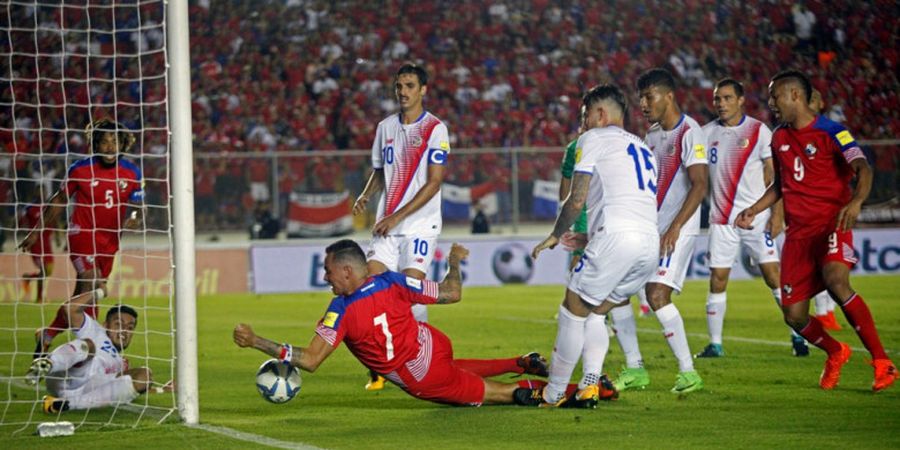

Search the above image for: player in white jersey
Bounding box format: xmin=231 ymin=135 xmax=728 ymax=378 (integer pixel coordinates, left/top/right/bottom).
xmin=353 ymin=63 xmax=450 ymax=390
xmin=24 ymin=285 xmax=171 ymax=413
xmin=695 ymin=78 xmax=810 ymax=358
xmin=532 ymin=84 xmax=658 ymax=406
xmin=609 ymin=68 xmax=707 ymax=394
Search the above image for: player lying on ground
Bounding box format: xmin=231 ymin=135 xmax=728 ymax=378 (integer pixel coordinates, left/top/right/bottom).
xmin=234 ymin=240 xmax=610 ymax=407
xmin=25 ymin=285 xmax=174 ymax=413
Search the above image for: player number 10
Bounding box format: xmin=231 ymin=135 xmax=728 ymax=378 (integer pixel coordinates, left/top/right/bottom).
xmin=373 ymin=313 xmax=395 ymax=361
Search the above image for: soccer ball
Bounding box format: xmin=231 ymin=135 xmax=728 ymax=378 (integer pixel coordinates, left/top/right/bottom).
xmin=256 ymin=359 xmax=302 ymax=404
xmin=491 ymin=243 xmax=534 ymax=283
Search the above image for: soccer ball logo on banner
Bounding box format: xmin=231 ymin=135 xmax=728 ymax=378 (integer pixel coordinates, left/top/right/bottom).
xmin=491 ymin=243 xmax=534 ymax=283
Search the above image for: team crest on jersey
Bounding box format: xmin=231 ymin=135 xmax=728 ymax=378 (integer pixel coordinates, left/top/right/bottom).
xmin=804 ymin=143 xmax=817 ymax=157
xmin=740 ymin=139 xmax=750 ymax=148
xmin=119 ymin=180 xmax=129 ymax=191
xmin=409 ymin=135 xmax=423 ymax=148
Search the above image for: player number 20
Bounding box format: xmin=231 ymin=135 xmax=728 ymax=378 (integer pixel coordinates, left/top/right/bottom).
xmin=793 ymin=156 xmax=805 ymax=181
xmin=373 ymin=313 xmax=395 ymax=361
xmin=626 ymin=144 xmax=657 ymax=193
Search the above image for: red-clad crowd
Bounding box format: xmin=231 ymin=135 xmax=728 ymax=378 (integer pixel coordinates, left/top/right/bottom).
xmin=2 ymin=0 xmax=897 ymax=234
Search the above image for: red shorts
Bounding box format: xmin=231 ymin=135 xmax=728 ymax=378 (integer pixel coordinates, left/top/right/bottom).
xmin=68 ymin=233 xmax=117 ymax=278
xmin=390 ymin=323 xmax=485 ymax=406
xmin=781 ymin=230 xmax=857 ymax=305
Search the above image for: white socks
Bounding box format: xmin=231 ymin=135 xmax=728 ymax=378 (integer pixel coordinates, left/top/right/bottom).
xmin=706 ymin=292 xmax=727 ymax=345
xmin=610 ymin=305 xmax=643 ymax=368
xmin=68 ymin=375 xmax=140 ymax=410
xmin=814 ymin=291 xmax=835 ymax=315
xmin=655 ymin=303 xmax=694 ymax=373
xmin=579 ymin=313 xmax=609 ymax=390
xmin=49 ymin=339 xmax=91 ymax=373
xmin=411 ymin=304 xmax=428 ymax=323
xmin=544 ymin=305 xmax=586 ymax=403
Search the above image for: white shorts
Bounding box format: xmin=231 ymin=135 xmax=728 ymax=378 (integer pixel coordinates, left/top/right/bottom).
xmin=568 ymin=231 xmax=659 ymax=306
xmin=648 ymin=233 xmax=696 ymax=293
xmin=367 ymin=235 xmax=437 ymax=274
xmin=708 ymin=223 xmax=779 ymax=269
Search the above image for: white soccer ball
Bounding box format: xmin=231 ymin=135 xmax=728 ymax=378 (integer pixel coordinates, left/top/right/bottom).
xmin=256 ymin=359 xmax=302 ymax=404
xmin=491 ymin=243 xmax=534 ymax=283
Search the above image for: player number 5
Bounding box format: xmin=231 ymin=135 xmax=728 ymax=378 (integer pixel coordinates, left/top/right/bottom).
xmin=104 ymin=189 xmax=114 ymax=209
xmin=373 ymin=313 xmax=395 ymax=361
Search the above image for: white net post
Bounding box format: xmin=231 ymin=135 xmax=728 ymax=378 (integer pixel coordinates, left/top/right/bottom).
xmin=166 ymin=0 xmax=198 ymax=425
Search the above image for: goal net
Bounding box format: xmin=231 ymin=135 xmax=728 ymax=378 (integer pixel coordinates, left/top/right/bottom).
xmin=1 ymin=0 xmax=177 ymax=433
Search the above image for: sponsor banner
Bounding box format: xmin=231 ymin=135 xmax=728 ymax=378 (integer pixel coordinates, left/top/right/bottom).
xmin=532 ymin=179 xmax=559 ymax=220
xmin=0 ymin=247 xmax=248 ymax=302
xmin=251 ymin=228 xmax=900 ymax=293
xmin=441 ymin=182 xmax=497 ymax=220
xmin=286 ymin=191 xmax=353 ymax=237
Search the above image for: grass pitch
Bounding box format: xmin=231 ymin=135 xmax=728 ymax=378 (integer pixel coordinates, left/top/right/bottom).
xmin=2 ymin=276 xmax=899 ymax=449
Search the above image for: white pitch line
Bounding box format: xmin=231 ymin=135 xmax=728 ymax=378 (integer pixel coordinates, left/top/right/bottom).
xmin=498 ymin=316 xmax=897 ymax=354
xmin=189 ymin=423 xmax=326 ymax=450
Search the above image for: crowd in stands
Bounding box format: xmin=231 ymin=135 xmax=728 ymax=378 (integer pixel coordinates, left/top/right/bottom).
xmin=2 ymin=0 xmax=898 ymax=235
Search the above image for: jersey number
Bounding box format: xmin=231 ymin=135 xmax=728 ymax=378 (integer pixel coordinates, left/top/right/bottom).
xmin=373 ymin=313 xmax=395 ymax=361
xmin=412 ymin=238 xmax=428 ymax=256
xmin=793 ymin=156 xmax=804 ymax=181
xmin=709 ymin=147 xmax=718 ymax=164
xmin=626 ymin=144 xmax=657 ymax=193
xmin=104 ymin=189 xmax=114 ymax=209
xmin=382 ymin=146 xmax=394 ymax=165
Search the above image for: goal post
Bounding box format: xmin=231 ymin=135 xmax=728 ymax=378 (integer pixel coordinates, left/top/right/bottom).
xmin=167 ymin=0 xmax=198 ymax=425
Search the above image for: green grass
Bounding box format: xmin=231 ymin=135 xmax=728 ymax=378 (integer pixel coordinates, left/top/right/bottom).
xmin=2 ymin=276 xmax=900 ymax=449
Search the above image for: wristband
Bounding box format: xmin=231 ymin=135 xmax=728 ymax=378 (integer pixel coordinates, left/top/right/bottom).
xmin=278 ymin=343 xmax=292 ymax=362
xmin=94 ymin=288 xmax=106 ymax=301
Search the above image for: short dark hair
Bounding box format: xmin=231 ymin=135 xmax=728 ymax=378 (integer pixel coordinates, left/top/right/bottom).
xmin=582 ymin=84 xmax=628 ymax=117
xmin=715 ymin=78 xmax=745 ymax=98
xmin=325 ymin=239 xmax=367 ymax=266
xmin=396 ymin=62 xmax=428 ymax=86
xmin=637 ymin=68 xmax=676 ymax=93
xmin=106 ymin=304 xmax=138 ymax=323
xmin=87 ymin=118 xmax=136 ymax=153
xmin=771 ymin=69 xmax=812 ymax=103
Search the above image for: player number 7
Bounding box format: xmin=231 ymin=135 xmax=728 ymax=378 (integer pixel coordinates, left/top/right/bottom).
xmin=373 ymin=313 xmax=395 ymax=361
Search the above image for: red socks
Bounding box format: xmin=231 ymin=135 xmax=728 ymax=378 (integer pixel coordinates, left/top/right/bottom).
xmin=840 ymin=293 xmax=888 ymax=360
xmin=798 ymin=316 xmax=842 ymax=354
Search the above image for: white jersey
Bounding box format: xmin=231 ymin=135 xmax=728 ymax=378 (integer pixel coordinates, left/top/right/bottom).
xmin=645 ymin=114 xmax=708 ymax=235
xmin=703 ymin=115 xmax=773 ymax=225
xmin=51 ymin=316 xmax=126 ymax=392
xmin=574 ymin=126 xmax=658 ymax=238
xmin=371 ymin=111 xmax=450 ymax=236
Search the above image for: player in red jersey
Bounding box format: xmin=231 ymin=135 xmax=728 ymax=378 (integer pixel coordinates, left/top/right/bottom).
xmin=18 ymin=199 xmax=61 ymax=303
xmin=736 ymin=70 xmax=897 ymax=392
xmin=234 ymin=240 xmax=606 ymax=408
xmin=19 ymin=119 xmax=145 ymax=359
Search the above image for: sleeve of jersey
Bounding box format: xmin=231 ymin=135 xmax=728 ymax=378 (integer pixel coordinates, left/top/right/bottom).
xmin=73 ymin=315 xmax=100 ymax=340
xmin=314 ymin=300 xmax=346 ymax=347
xmin=385 ymin=272 xmax=440 ymax=304
xmin=572 ymin=135 xmax=595 ymax=175
xmin=371 ymin=123 xmax=384 ymax=169
xmin=64 ymin=163 xmax=79 ymax=196
xmin=831 ymin=127 xmax=865 ymax=163
xmin=128 ymin=170 xmax=145 ymax=203
xmin=426 ymin=123 xmax=450 ymax=166
xmin=758 ymin=125 xmax=773 ymax=160
xmin=561 ymin=140 xmax=578 ymax=179
xmin=682 ymin=127 xmax=709 ymax=167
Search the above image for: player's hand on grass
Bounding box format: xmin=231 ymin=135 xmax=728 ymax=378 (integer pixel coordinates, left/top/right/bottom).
xmin=532 ymin=235 xmax=559 ymax=260
xmin=734 ymin=208 xmax=756 ymax=230
xmin=560 ymin=231 xmax=587 ymax=252
xmin=659 ymin=225 xmax=680 ymax=257
xmin=447 ymin=243 xmax=469 ymax=265
xmin=352 ymin=195 xmax=368 ymax=216
xmin=153 ymin=379 xmax=176 ymax=394
xmin=836 ymin=199 xmax=862 ymax=231
xmin=233 ymin=323 xmax=257 ymax=348
xmin=372 ymin=214 xmax=401 ymax=237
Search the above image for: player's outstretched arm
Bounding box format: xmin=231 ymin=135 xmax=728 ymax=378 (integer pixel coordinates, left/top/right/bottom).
xmin=63 ymin=282 xmax=108 ymax=330
xmin=18 ymin=190 xmax=67 ymax=250
xmin=233 ymin=324 xmax=336 ymax=373
xmin=836 ymin=158 xmax=873 ymax=231
xmin=534 ymin=172 xmax=589 ymax=259
xmin=436 ymin=243 xmax=468 ymax=304
xmin=353 ymin=169 xmax=385 ymax=216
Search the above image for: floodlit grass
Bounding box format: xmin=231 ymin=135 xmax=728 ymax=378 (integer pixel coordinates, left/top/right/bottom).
xmin=2 ymin=276 xmax=899 ymax=449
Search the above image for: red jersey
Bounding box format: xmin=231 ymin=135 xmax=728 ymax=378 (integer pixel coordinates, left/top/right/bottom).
xmin=771 ymin=116 xmax=865 ymax=238
xmin=65 ymin=156 xmax=144 ymax=252
xmin=19 ymin=204 xmax=53 ymax=256
xmin=315 ymin=272 xmax=440 ymax=376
